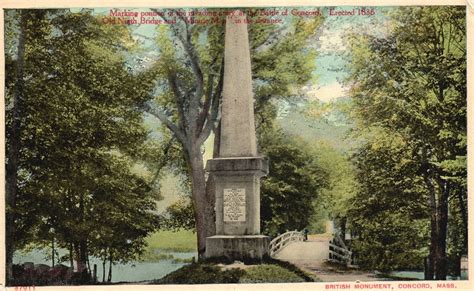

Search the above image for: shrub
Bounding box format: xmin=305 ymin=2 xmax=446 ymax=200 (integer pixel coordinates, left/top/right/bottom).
xmin=153 ymin=260 xmax=318 ymax=284
xmin=267 ymin=258 xmax=318 ymax=282
xmin=239 ymin=264 xmax=305 ymax=283
xmin=155 ymin=263 xmax=244 ymax=284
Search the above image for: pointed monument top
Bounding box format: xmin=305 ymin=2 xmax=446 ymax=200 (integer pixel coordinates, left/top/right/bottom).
xmin=219 ymin=10 xmax=257 ymax=158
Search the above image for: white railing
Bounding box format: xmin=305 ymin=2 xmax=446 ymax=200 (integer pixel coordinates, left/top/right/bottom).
xmin=269 ymin=230 xmax=305 ymax=257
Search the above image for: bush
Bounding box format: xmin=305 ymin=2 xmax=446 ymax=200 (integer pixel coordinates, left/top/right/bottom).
xmin=239 ymin=264 xmax=305 ymax=283
xmin=10 ymin=264 xmax=92 ymax=286
xmin=153 ymin=260 xmax=317 ymax=284
xmin=267 ymin=258 xmax=317 ymax=282
xmin=154 ymin=263 xmax=244 ymax=284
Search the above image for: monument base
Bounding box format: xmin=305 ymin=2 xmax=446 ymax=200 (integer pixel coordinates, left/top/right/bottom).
xmin=205 ymin=235 xmax=270 ymax=262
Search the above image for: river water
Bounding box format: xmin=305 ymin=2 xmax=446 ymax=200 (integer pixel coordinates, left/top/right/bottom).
xmin=13 ymin=249 xmax=197 ymax=283
xmin=388 ymin=271 xmax=468 ymax=280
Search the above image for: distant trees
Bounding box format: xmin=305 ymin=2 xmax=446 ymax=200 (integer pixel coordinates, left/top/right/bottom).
xmin=5 ymin=10 xmax=160 ymax=283
xmin=312 ymin=141 xmax=358 ymax=235
xmin=346 ymin=6 xmax=466 ymax=279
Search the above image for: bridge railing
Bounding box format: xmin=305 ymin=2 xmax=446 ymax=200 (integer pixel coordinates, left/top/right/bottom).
xmin=269 ymin=230 xmax=305 ymax=257
xmin=328 ymin=232 xmax=353 ymax=266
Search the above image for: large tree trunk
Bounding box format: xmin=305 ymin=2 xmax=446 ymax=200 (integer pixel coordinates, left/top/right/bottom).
xmin=74 ymin=241 xmax=88 ymax=273
xmin=435 ymin=180 xmax=449 ymax=280
xmin=107 ymin=253 xmax=113 ymax=282
xmin=424 ymin=170 xmax=450 ymax=280
xmin=457 ymin=188 xmax=468 ymax=252
xmin=188 ymin=146 xmax=215 ymax=259
xmin=69 ymin=243 xmax=74 ymax=269
xmin=424 ymin=173 xmax=437 ymax=280
xmin=5 ymin=10 xmax=27 ymax=284
xmin=203 ymin=122 xmax=221 ymax=239
xmin=102 ymin=257 xmax=106 ymax=283
xmin=74 ymin=190 xmax=89 ymax=272
xmin=51 ymin=236 xmax=55 ymax=267
xmin=80 ymin=240 xmax=88 ymax=272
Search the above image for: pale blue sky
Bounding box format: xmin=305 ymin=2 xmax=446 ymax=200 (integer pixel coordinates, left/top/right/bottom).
xmin=80 ymin=6 xmax=391 ymax=103
xmin=81 ymin=6 xmax=390 ymax=92
xmin=76 ymin=6 xmax=392 ymax=136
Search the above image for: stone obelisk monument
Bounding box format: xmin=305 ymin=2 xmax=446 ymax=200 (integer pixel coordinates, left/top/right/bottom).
xmin=205 ymin=11 xmax=270 ymax=261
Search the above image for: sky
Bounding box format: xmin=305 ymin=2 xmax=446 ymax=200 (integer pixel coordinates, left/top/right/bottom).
xmin=77 ymin=6 xmax=394 ymax=151
xmin=73 ymin=5 xmax=394 ymax=151
xmin=78 ymin=6 xmax=391 ymax=104
xmin=69 ymin=6 xmax=396 ymax=151
xmin=309 ymin=6 xmax=391 ymax=103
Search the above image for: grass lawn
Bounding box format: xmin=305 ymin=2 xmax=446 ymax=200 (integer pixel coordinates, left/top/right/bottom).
xmin=153 ymin=259 xmax=319 ymax=284
xmin=146 ymin=230 xmax=197 ymax=252
xmin=239 ymin=264 xmax=305 ymax=283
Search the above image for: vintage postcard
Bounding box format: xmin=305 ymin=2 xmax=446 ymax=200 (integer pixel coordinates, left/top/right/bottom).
xmin=1 ymin=0 xmax=472 ymax=290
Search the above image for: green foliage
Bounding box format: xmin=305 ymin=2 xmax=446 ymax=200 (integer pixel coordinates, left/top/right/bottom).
xmin=348 ymin=132 xmax=431 ymax=271
xmin=161 ymin=197 xmax=196 ymax=232
xmin=251 ymin=14 xmax=322 ymax=103
xmin=5 ymin=9 xmax=161 ymax=274
xmin=345 ymin=6 xmax=466 ymax=273
xmin=351 ymin=212 xmax=428 ymax=271
xmin=311 ymin=142 xmax=358 ymax=232
xmin=154 ymin=260 xmax=315 ymax=284
xmin=155 ymin=263 xmax=244 ymax=284
xmin=259 ymin=126 xmax=329 ymax=236
xmin=239 ymin=265 xmax=304 ymax=283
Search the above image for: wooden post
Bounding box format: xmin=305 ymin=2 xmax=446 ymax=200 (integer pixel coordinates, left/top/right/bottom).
xmin=51 ymin=236 xmax=55 ymax=267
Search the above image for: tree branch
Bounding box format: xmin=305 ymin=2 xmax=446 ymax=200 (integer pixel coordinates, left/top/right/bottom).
xmin=143 ymin=101 xmax=187 ymax=146
xmin=197 ymin=58 xmax=224 ymax=145
xmin=152 ymin=8 xmax=204 ymax=137
xmin=196 ymin=56 xmax=220 ymax=137
xmin=167 ymin=72 xmax=188 ymax=134
xmin=179 ymin=14 xmax=204 ymax=136
xmin=151 ymin=136 xmax=176 ymax=183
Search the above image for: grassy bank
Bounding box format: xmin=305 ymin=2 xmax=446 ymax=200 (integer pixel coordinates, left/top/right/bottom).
xmin=146 ymin=230 xmax=197 ymax=252
xmin=153 ymin=259 xmax=319 ymax=284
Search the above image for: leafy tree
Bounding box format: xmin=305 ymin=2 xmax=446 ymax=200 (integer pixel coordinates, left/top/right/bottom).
xmin=347 ymin=131 xmax=430 ymax=270
xmin=5 ymin=9 xmax=30 ymax=282
xmin=162 ymin=196 xmax=196 ymax=232
xmin=144 ymin=8 xmax=323 ymax=257
xmin=345 ymin=6 xmax=466 ymax=279
xmin=259 ymin=126 xmax=329 ymax=236
xmin=5 ymin=9 xmax=160 ymax=282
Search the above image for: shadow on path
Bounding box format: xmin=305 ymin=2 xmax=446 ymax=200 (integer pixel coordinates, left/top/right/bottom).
xmin=275 ymin=235 xmax=380 ymax=282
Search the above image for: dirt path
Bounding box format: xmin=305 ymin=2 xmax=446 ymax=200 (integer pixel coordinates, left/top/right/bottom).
xmin=275 ymin=235 xmax=381 ymax=282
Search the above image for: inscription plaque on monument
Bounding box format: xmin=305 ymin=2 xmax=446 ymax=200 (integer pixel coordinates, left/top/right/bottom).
xmin=223 ymin=188 xmax=246 ymax=222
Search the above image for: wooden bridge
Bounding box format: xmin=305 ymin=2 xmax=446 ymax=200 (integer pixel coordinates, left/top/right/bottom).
xmin=268 ymin=230 xmax=352 ymax=265
xmin=270 ymin=229 xmax=375 ymax=282
xmin=268 ymin=230 xmax=305 ymax=257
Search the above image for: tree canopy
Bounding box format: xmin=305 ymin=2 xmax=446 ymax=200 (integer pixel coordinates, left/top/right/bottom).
xmin=345 ymin=6 xmax=466 ymax=278
xmin=5 ymin=9 xmax=160 ymax=282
